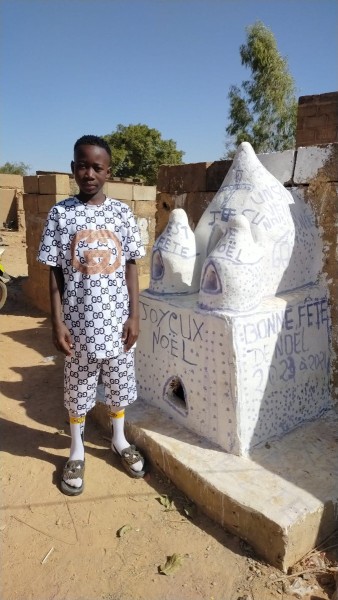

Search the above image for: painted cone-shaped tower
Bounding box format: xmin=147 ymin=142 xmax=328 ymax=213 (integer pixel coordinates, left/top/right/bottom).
xmin=149 ymin=208 xmax=199 ymax=294
xmin=194 ymin=142 xmax=295 ymax=299
xmin=199 ymin=215 xmax=264 ymax=312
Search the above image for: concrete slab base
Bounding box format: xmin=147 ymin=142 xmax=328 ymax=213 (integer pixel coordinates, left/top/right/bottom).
xmin=91 ymin=397 xmax=338 ymax=572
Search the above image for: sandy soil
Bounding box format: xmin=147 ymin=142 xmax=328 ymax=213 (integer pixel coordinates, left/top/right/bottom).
xmin=0 ymin=229 xmax=336 ymax=600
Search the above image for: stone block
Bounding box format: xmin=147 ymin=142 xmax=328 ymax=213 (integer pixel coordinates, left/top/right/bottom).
xmin=103 ymin=181 xmax=133 ymax=201
xmin=316 ymin=126 xmax=338 ymax=144
xmin=23 ymin=194 xmax=38 ymax=214
xmin=294 ymin=144 xmax=338 ymax=183
xmin=132 ymin=185 xmax=156 ymax=201
xmin=297 ymin=103 xmax=318 ymax=118
xmin=23 ymin=176 xmax=39 ymax=194
xmin=69 ymin=177 xmax=79 ymax=196
xmin=317 ymin=101 xmax=338 ymax=117
xmin=257 ymin=149 xmax=295 ymax=184
xmin=38 ymin=174 xmax=70 ymax=195
xmin=109 ymin=401 xmax=338 ymax=571
xmin=157 ymin=165 xmax=171 ymax=192
xmin=298 ymin=92 xmax=338 ymax=106
xmin=296 ymin=129 xmax=316 ymax=147
xmin=185 ymin=192 xmax=215 ymax=229
xmin=0 ymin=174 xmax=23 ymax=189
xmin=158 ymin=163 xmax=208 ymax=194
xmin=37 ymin=194 xmax=68 ymax=214
xmin=206 ymin=160 xmax=232 ymax=191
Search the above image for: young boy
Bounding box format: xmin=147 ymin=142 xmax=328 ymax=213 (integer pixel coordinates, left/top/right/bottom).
xmin=38 ymin=135 xmax=146 ymax=495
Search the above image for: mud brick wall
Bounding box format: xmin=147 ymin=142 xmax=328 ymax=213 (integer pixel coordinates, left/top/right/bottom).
xmin=296 ymin=92 xmax=338 ymax=147
xmin=0 ymin=174 xmax=24 ymax=229
xmin=23 ymin=174 xmax=156 ymax=313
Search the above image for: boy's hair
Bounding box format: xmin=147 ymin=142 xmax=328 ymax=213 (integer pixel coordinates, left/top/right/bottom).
xmin=74 ymin=135 xmax=112 ymax=159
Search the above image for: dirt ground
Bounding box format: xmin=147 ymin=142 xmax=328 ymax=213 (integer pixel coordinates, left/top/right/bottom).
xmin=0 ymin=229 xmax=336 ymax=600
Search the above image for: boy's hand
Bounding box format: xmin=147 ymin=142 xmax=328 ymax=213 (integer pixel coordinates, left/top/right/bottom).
xmin=122 ymin=316 xmax=139 ymax=352
xmin=52 ymin=322 xmax=73 ymax=356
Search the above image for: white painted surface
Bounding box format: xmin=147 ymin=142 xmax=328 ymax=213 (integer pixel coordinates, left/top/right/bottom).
xmin=294 ymin=144 xmax=337 ymax=183
xmin=136 ymin=285 xmax=331 ymax=455
xmin=149 ymin=208 xmax=199 ymax=294
xmin=123 ymin=400 xmax=338 ymax=569
xmin=195 ymin=142 xmax=296 ymax=308
xmin=137 ymin=142 xmax=331 ymax=456
xmin=257 ymin=149 xmax=295 ymax=184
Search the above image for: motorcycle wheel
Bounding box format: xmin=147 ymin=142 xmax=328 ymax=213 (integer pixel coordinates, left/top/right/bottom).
xmin=0 ymin=280 xmax=7 ymax=309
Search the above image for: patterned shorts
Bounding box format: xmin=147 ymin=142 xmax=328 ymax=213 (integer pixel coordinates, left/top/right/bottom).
xmin=64 ymin=350 xmax=137 ymax=416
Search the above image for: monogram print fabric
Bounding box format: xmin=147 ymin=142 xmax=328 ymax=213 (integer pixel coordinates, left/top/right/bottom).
xmin=64 ymin=351 xmax=137 ymax=414
xmin=37 ymin=197 xmax=145 ymax=360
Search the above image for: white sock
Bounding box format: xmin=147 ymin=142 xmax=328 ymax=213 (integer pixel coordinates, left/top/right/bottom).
xmin=110 ymin=409 xmax=143 ymax=473
xmin=64 ymin=414 xmax=85 ymax=488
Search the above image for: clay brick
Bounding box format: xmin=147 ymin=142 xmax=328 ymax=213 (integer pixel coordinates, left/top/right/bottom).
xmin=69 ymin=177 xmax=79 ymax=196
xmin=296 ymin=129 xmax=316 ymax=147
xmin=37 ymin=194 xmax=67 ymax=213
xmin=132 ymin=185 xmax=156 ymax=201
xmin=206 ymin=160 xmax=232 ymax=191
xmin=103 ymin=181 xmax=133 ymax=200
xmin=316 ymin=126 xmax=338 ymax=144
xmin=157 ymin=165 xmax=172 ymax=192
xmin=297 ymin=104 xmax=318 ymax=118
xmin=0 ymin=174 xmax=23 ymax=189
xmin=306 ymin=114 xmax=329 ymax=129
xmin=38 ymin=174 xmax=70 ymax=195
xmin=170 ymin=163 xmax=207 ymax=194
xmin=298 ymin=92 xmax=338 ymax=105
xmin=317 ymin=102 xmax=338 ymax=117
xmin=185 ymin=192 xmax=215 ymax=228
xmin=23 ymin=194 xmax=39 ymax=214
xmin=134 ymin=200 xmax=156 ymax=218
xmin=157 ymin=163 xmax=208 ymax=194
xmin=23 ymin=176 xmax=39 ymax=194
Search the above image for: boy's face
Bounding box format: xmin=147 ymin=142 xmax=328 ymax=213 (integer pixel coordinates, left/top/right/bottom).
xmin=71 ymin=144 xmax=111 ymax=197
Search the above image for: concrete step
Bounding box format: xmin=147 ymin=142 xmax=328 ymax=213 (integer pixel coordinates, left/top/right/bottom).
xmin=91 ymin=396 xmax=338 ymax=572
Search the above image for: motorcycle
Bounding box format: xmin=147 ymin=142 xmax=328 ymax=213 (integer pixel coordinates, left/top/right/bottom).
xmin=0 ymin=247 xmax=11 ymax=309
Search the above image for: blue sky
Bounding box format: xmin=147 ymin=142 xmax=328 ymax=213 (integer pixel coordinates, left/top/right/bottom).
xmin=1 ymin=0 xmax=337 ymax=173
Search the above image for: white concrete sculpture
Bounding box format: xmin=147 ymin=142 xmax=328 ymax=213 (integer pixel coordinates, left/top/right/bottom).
xmin=136 ymin=142 xmax=331 ymax=456
xmin=149 ymin=208 xmax=199 ymax=294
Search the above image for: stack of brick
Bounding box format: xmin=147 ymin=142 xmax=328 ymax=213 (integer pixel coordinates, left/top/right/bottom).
xmin=102 ymin=180 xmax=156 ymax=289
xmin=0 ymin=174 xmax=24 ymax=230
xmin=23 ymin=174 xmax=156 ymax=312
xmin=156 ymin=160 xmax=232 ymax=238
xmin=23 ymin=174 xmax=70 ymax=312
xmin=296 ymin=92 xmax=338 ymax=147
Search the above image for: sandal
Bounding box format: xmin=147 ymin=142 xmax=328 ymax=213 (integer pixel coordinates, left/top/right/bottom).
xmin=112 ymin=444 xmax=146 ymax=479
xmin=61 ymin=459 xmax=85 ymax=496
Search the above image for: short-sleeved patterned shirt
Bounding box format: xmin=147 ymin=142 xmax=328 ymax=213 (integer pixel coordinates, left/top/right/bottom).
xmin=37 ymin=196 xmax=145 ymax=359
